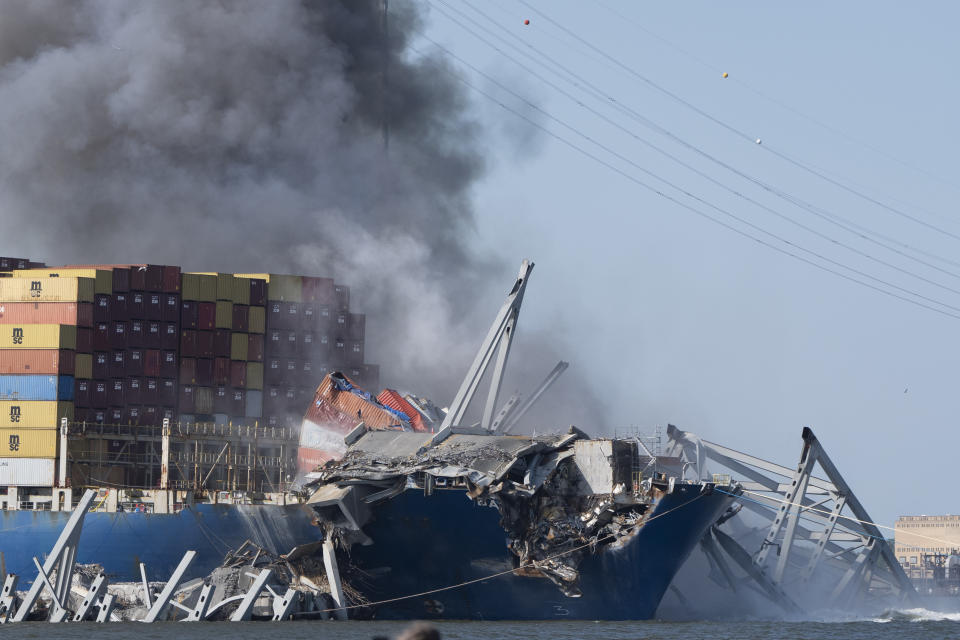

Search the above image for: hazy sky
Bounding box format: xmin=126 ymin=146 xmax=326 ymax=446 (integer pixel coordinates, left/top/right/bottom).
xmin=418 ymin=1 xmax=960 ymax=527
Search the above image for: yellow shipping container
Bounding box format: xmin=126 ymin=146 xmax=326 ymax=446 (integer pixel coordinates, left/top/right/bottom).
xmin=0 ymin=277 xmax=95 ymax=303
xmin=232 ymin=277 xmax=251 ymax=305
xmin=0 ymin=325 xmax=77 ymax=350
xmin=0 ymin=427 xmax=57 ymax=458
xmin=12 ymin=268 xmax=112 ymax=295
xmin=0 ymin=401 xmax=74 ymax=428
xmin=215 ymin=301 xmax=233 ymax=329
xmin=230 ymin=333 xmax=248 ymax=360
xmin=75 ymin=353 xmax=93 ymax=379
xmin=190 ymin=272 xmax=234 ymax=300
xmin=235 ymin=273 xmax=302 ymax=302
xmin=248 ymin=306 xmax=265 ymax=334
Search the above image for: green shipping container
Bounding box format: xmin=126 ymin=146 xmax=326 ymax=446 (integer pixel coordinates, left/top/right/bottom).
xmin=246 ymin=362 xmax=263 ymax=390
xmin=268 ymin=275 xmax=302 ymax=302
xmin=215 ymin=301 xmax=233 ymax=329
xmin=182 ymin=274 xmax=217 ymax=302
xmin=230 ymin=332 xmax=248 ymax=360
xmin=232 ymin=277 xmax=251 ymax=305
xmin=74 ymin=353 xmax=93 ymax=379
xmin=248 ymin=306 xmax=265 ymax=334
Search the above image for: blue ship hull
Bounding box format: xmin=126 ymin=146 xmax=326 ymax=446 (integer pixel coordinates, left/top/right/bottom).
xmin=348 ymin=483 xmax=734 ymax=620
xmin=0 ymin=503 xmax=322 ymax=581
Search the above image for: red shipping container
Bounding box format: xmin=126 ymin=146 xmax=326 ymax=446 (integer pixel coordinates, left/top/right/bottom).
xmin=143 ymin=378 xmax=159 ymax=404
xmin=230 ymin=388 xmax=245 ymax=416
xmin=112 ymin=292 xmax=129 ymax=320
xmin=128 ymin=320 xmax=145 ymax=348
xmin=162 ymin=265 xmax=181 ymax=293
xmin=232 ymin=304 xmax=249 ymax=332
xmin=146 ymin=293 xmax=162 ymax=321
xmin=0 ymin=349 xmax=75 ymax=375
xmin=181 ymin=300 xmax=199 ymax=329
xmin=230 ymin=360 xmax=247 ymax=388
xmin=92 ymin=381 xmax=108 ymax=408
xmin=145 ymin=265 xmax=163 ymax=291
xmin=213 ymin=385 xmax=230 ymax=413
xmin=145 ymin=322 xmax=161 ymax=349
xmin=161 ymin=350 xmax=177 ymax=378
xmin=377 ymin=389 xmax=427 ymax=432
xmin=162 ymin=294 xmax=180 ymax=322
xmin=180 ymin=329 xmax=197 ymax=357
xmin=162 ymin=322 xmax=179 ymax=350
xmin=249 ymin=279 xmax=267 ymax=306
xmin=75 ymin=379 xmax=91 ymax=408
xmin=142 ymin=405 xmax=159 ymax=427
xmin=109 ymin=350 xmax=125 ymax=377
xmin=213 ymin=357 xmax=230 ymax=385
xmin=197 ymin=330 xmax=214 ymax=358
xmin=302 ymin=276 xmax=334 ymax=304
xmin=108 ymin=379 xmax=125 ymax=406
xmin=76 ymin=327 xmax=93 ymax=353
xmin=213 ymin=329 xmax=230 ymax=358
xmin=179 ymin=384 xmax=196 ymax=413
xmin=198 ymin=302 xmax=215 ymax=330
xmin=267 ymin=301 xmax=284 ymax=329
xmin=247 ymin=334 xmax=264 ymax=362
xmin=0 ymin=301 xmax=94 ymax=327
xmin=91 ymin=321 xmax=106 ymax=350
xmin=129 ymin=292 xmax=145 ymax=318
xmin=144 ymin=349 xmax=161 ymax=377
xmin=160 ymin=379 xmax=176 ymax=406
xmin=180 ymin=357 xmax=197 ymax=383
xmin=93 ymin=352 xmax=109 ymax=378
xmin=127 ymin=349 xmax=144 ymax=375
xmin=196 ymin=358 xmax=214 ymax=386
xmin=126 ymin=377 xmax=142 ymax=404
xmin=94 ymin=294 xmax=111 ymax=322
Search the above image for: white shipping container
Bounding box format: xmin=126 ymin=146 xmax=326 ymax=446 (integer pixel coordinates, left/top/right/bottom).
xmin=0 ymin=457 xmax=55 ymax=486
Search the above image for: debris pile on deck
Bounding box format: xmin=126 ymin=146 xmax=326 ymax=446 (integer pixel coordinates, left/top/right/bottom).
xmin=307 ymin=425 xmax=679 ymax=597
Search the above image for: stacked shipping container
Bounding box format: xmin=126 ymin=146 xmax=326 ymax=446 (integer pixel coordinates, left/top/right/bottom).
xmin=0 ymin=267 xmax=89 ymax=485
xmin=1 ymin=260 xmax=377 ymax=487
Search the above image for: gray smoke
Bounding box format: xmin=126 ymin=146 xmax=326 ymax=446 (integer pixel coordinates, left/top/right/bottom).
xmin=0 ymin=0 xmax=604 ymax=429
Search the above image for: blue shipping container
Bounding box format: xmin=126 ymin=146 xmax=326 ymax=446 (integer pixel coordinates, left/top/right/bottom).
xmin=0 ymin=375 xmax=74 ymax=401
xmin=245 ymin=390 xmax=263 ymax=418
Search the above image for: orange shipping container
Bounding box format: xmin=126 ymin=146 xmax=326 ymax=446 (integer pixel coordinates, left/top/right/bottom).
xmin=0 ymin=302 xmax=93 ymax=327
xmin=307 ymin=373 xmax=401 ymax=430
xmin=0 ymin=350 xmax=75 ymax=375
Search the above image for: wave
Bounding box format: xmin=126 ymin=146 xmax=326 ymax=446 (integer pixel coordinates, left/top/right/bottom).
xmin=872 ymin=607 xmax=960 ymax=623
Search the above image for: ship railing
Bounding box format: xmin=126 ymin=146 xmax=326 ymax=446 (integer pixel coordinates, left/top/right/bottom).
xmin=68 ymin=420 xmax=297 ymax=442
xmin=170 ymin=452 xmax=286 ymax=468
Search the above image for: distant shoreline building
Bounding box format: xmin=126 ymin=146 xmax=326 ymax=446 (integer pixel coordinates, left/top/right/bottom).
xmin=895 ymin=514 xmax=960 ymax=580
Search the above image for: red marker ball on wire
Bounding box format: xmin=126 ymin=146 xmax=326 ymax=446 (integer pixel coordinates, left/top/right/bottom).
xmin=524 ymin=19 xmax=530 ymax=25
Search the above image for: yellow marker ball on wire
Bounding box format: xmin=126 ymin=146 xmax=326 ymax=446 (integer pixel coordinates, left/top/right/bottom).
xmin=722 ymin=72 xmax=729 ymax=78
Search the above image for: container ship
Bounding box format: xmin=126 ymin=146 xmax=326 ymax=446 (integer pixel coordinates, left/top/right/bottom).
xmin=0 ymin=256 xmax=742 ymax=620
xmin=0 ymin=256 xmax=377 ymax=580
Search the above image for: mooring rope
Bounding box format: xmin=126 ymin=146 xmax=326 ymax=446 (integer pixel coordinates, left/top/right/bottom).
xmin=308 ymin=490 xmax=710 ymax=614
